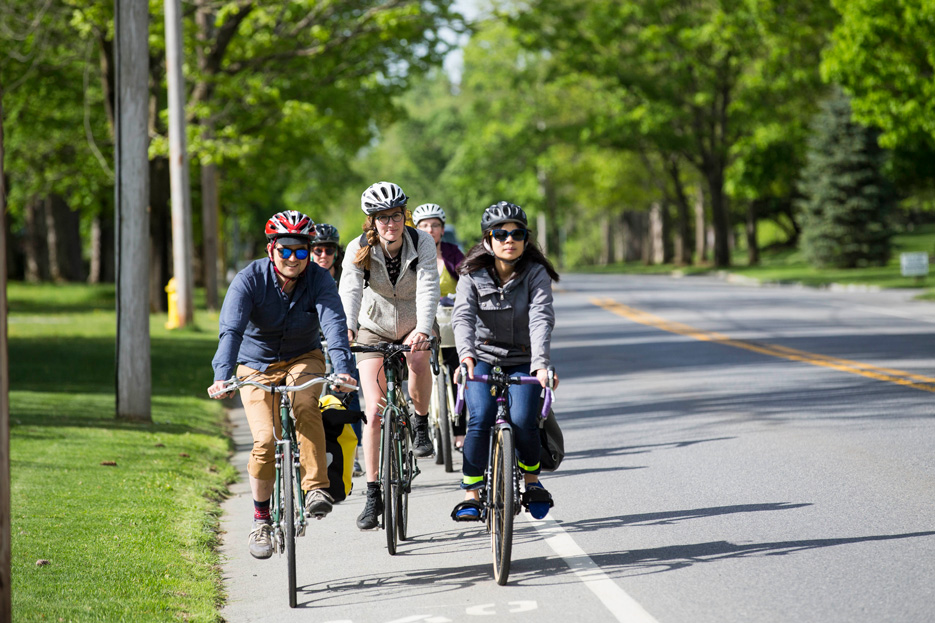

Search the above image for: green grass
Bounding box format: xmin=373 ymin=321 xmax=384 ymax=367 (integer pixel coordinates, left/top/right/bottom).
xmin=8 ymin=282 xmax=236 ymax=623
xmin=575 ymin=223 xmax=935 ymax=297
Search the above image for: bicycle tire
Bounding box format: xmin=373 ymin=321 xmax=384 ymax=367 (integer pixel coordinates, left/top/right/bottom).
xmin=397 ymin=419 xmax=410 ymax=542
xmin=282 ymin=439 xmax=298 ymax=607
xmin=382 ymin=408 xmax=399 ymax=555
xmin=491 ymin=427 xmax=514 ymax=585
xmin=431 ymin=375 xmax=444 ymax=466
xmin=437 ymin=371 xmax=454 ymax=473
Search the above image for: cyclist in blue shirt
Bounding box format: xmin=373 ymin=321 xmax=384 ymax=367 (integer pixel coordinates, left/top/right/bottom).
xmin=208 ymin=211 xmax=357 ymax=559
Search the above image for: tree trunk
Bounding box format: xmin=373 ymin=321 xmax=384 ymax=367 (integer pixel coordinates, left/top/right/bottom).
xmin=150 ymin=157 xmax=171 ymax=312
xmin=23 ymin=197 xmax=48 ymax=282
xmin=115 ymin=0 xmax=151 ymax=421
xmin=89 ymin=209 xmax=115 ymax=284
xmin=44 ymin=196 xmax=84 ymax=282
xmin=746 ymin=200 xmax=759 ymax=266
xmin=165 ymin=0 xmax=195 ymax=327
xmin=694 ymin=186 xmax=707 ymax=263
xmin=650 ymin=202 xmax=664 ymax=265
xmin=613 ymin=213 xmax=626 ymax=264
xmin=599 ymin=215 xmax=611 ymax=265
xmin=666 ymin=159 xmax=692 ymax=266
xmin=201 ymin=162 xmax=220 ymax=308
xmin=0 ymin=72 xmax=12 ymax=623
xmin=707 ymin=166 xmax=731 ymax=268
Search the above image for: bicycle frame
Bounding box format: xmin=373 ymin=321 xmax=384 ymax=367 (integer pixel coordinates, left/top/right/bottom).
xmin=271 ymin=390 xmax=305 ymax=544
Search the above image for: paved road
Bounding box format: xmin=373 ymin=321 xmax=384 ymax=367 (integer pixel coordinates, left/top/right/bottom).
xmin=219 ymin=273 xmax=935 ymax=622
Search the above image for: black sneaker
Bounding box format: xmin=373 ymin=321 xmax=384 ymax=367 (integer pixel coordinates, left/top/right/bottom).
xmin=357 ymin=487 xmax=383 ymax=530
xmin=412 ymin=422 xmax=434 ymax=458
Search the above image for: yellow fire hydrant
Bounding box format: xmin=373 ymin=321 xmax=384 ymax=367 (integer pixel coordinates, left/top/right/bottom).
xmin=165 ymin=277 xmax=180 ymax=330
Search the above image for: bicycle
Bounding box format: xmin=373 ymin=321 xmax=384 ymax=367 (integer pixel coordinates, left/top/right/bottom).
xmin=350 ymin=337 xmax=439 ymax=555
xmin=210 ymin=372 xmax=357 ymax=608
xmin=454 ymin=364 xmax=555 ymax=585
xmin=430 ymin=303 xmax=458 ymax=472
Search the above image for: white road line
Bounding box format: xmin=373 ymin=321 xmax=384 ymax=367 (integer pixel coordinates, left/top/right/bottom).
xmin=528 ymin=515 xmax=659 ymax=623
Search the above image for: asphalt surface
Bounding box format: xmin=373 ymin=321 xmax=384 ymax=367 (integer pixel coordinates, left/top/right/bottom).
xmin=219 ymin=273 xmax=935 ymax=622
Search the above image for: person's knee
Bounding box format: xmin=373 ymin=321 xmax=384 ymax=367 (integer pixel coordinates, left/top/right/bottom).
xmin=407 ymin=352 xmax=430 ymax=376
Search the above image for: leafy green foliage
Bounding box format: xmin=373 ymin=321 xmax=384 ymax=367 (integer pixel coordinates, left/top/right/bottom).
xmin=797 ymin=92 xmax=895 ymax=268
xmin=823 ymin=0 xmax=935 ymax=150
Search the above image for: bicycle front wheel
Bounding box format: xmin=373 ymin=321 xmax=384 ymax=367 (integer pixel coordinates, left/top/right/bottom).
xmin=382 ymin=409 xmax=399 ymax=555
xmin=281 ymin=439 xmax=298 ymax=607
xmin=491 ymin=427 xmax=515 ymax=585
xmin=397 ymin=420 xmax=410 ymax=542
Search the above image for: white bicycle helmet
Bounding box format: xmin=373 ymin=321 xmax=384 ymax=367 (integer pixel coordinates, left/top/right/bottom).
xmin=412 ymin=203 xmax=446 ymax=225
xmin=360 ymin=181 xmax=408 ymax=215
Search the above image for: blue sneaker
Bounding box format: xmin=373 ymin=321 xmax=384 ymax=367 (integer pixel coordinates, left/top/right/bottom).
xmin=522 ymin=482 xmax=554 ymax=520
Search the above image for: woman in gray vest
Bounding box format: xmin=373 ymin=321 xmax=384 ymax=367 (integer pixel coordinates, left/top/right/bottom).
xmin=339 ymin=181 xmax=440 ymax=530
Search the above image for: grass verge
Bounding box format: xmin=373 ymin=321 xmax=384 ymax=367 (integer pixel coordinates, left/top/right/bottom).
xmin=8 ymin=283 xmax=236 ymax=623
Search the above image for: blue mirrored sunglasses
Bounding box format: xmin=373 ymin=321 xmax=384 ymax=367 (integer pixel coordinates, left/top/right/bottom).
xmin=276 ymin=247 xmax=310 ymax=260
xmin=490 ymin=228 xmax=528 ymax=242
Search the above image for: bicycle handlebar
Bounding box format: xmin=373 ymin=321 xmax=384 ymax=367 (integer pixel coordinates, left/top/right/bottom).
xmin=454 ymin=364 xmax=554 ymax=419
xmin=209 ymin=373 xmax=358 ymax=398
xmin=350 ymin=336 xmax=440 ymax=376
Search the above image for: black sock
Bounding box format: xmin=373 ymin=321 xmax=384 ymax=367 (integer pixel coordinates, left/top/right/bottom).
xmin=367 ymin=481 xmax=380 ymax=492
xmin=414 ymin=414 xmax=428 ymax=428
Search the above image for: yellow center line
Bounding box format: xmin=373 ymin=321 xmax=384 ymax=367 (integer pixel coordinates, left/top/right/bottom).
xmin=590 ymin=297 xmax=935 ymax=394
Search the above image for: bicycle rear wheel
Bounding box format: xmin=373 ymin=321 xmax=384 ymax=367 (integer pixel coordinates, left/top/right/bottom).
xmin=382 ymin=409 xmax=399 ymax=555
xmin=491 ymin=427 xmax=515 ymax=585
xmin=436 ymin=371 xmax=454 ymax=472
xmin=281 ymin=439 xmax=298 ymax=607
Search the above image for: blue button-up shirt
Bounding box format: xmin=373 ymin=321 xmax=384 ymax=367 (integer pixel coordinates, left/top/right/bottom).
xmin=212 ymin=259 xmax=354 ymax=381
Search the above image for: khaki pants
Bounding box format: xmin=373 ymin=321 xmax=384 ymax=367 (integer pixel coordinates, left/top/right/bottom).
xmin=238 ymin=350 xmax=328 ymax=492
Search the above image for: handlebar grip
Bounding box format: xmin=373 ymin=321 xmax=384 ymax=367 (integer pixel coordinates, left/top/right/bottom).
xmin=430 ymin=338 xmax=440 ymax=376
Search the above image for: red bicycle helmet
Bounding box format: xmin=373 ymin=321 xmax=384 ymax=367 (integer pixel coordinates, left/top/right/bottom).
xmin=265 ymin=210 xmax=314 ymax=245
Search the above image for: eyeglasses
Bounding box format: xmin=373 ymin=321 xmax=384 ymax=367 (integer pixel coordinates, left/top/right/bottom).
xmin=276 ymin=247 xmax=310 ymax=260
xmin=375 ymin=211 xmax=406 ymax=225
xmin=490 ymin=228 xmax=528 ymax=242
xmin=312 ymin=247 xmax=336 ymax=257
xmin=419 ymin=222 xmax=444 ymax=230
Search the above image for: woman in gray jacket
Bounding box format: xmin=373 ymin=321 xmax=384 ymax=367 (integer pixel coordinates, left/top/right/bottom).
xmin=450 ymin=201 xmax=560 ymax=522
xmin=339 ymin=181 xmax=440 ymax=530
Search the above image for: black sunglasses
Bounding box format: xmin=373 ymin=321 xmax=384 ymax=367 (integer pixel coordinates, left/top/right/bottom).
xmin=276 ymin=247 xmax=310 ymax=260
xmin=312 ymin=247 xmax=336 ymax=257
xmin=490 ymin=228 xmax=528 ymax=242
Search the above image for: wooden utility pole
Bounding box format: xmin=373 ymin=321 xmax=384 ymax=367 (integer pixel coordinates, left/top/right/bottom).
xmin=115 ymin=0 xmax=151 ymax=420
xmin=1 ymin=75 xmax=11 ymax=622
xmin=164 ymin=0 xmax=194 ymax=326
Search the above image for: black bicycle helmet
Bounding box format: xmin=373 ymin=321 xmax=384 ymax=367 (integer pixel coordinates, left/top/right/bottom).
xmin=360 ymin=181 xmax=408 ymax=215
xmin=311 ymin=223 xmax=340 ymax=245
xmin=481 ymin=201 xmax=527 ymax=232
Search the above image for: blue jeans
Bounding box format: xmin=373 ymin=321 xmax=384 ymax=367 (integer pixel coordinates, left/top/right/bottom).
xmin=461 ymin=361 xmax=542 ymax=489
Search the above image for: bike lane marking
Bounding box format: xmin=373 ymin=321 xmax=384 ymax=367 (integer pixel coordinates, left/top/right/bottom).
xmin=527 ymin=514 xmax=660 ymax=623
xmin=591 ymin=297 xmax=935 ymax=394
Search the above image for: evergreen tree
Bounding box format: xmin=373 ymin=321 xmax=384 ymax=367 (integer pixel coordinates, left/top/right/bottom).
xmin=797 ymin=91 xmax=894 ymax=268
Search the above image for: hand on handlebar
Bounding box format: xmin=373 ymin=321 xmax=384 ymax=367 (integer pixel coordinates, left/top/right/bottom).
xmin=455 ymin=358 xmax=475 ymax=384
xmin=207 ymin=379 xmax=234 ymax=399
xmin=331 ymin=373 xmax=358 ymax=392
xmin=535 ymin=367 xmax=559 ymax=390
xmin=404 ymin=331 xmax=432 ymax=351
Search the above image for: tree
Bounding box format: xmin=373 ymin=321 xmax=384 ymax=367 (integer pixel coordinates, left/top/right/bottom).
xmin=822 ymin=0 xmax=935 ymax=150
xmin=797 ymin=91 xmax=894 ymax=268
xmin=515 ymin=0 xmax=838 ymax=267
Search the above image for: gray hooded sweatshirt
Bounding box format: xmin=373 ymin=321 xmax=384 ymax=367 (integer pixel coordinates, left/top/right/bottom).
xmin=451 ymin=262 xmax=555 ymax=372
